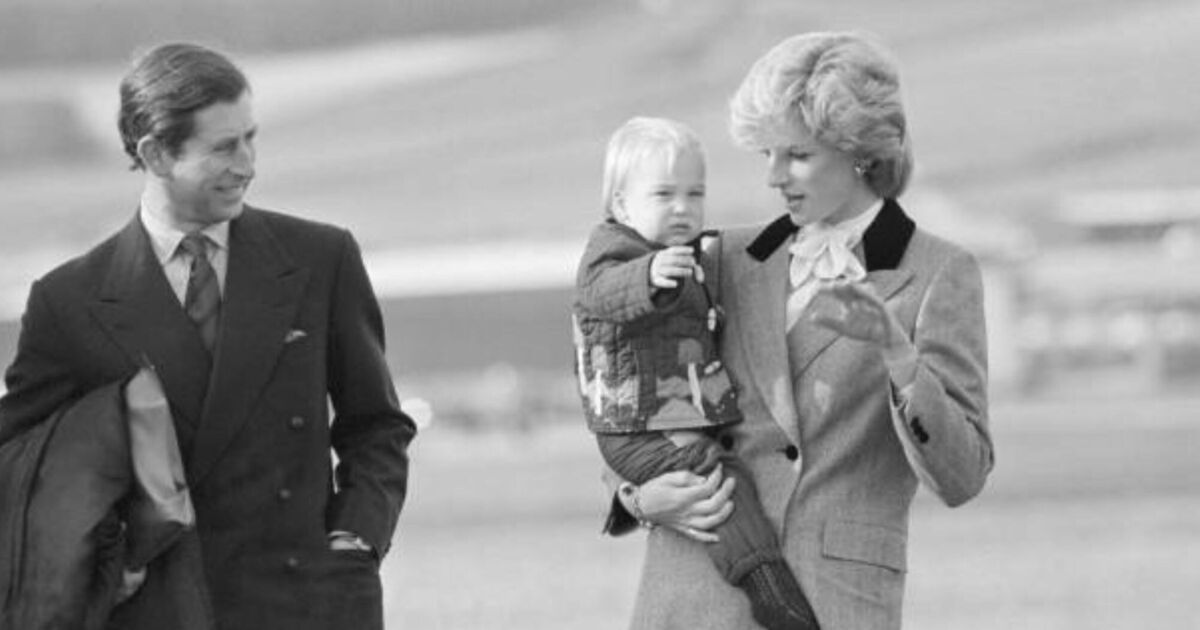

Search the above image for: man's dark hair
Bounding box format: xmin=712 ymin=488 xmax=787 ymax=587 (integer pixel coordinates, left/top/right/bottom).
xmin=118 ymin=42 xmax=249 ymax=170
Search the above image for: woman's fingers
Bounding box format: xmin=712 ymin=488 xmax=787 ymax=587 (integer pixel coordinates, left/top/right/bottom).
xmin=700 ymin=462 xmax=724 ymax=488
xmin=634 ymin=469 xmax=706 ymax=521
xmin=658 ymin=469 xmax=708 ymax=488
xmin=689 ymin=475 xmax=735 ymax=520
xmin=828 ymin=280 xmax=885 ymax=310
xmin=809 ymin=310 xmax=842 ymax=330
xmin=810 ymin=280 xmax=898 ymax=345
xmin=818 ymin=282 xmax=860 ymax=309
xmin=636 ymin=463 xmax=734 ymax=538
xmin=679 ymin=525 xmax=721 ymax=544
xmin=656 ymin=462 xmax=717 ymax=493
xmin=689 ymin=487 xmax=735 ymax=531
xmin=676 ymin=477 xmax=735 ymax=541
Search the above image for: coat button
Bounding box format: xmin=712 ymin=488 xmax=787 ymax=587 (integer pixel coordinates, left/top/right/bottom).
xmin=911 ymin=417 xmax=930 ymax=444
xmin=784 ymin=445 xmax=799 ymax=461
xmin=284 ymin=556 xmax=300 ymax=571
xmin=278 ymin=488 xmax=292 ymax=501
xmin=289 ymin=416 xmax=306 ymax=430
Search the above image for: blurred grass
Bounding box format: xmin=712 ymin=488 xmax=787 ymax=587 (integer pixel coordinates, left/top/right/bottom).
xmin=382 ymin=394 xmax=1200 ymax=629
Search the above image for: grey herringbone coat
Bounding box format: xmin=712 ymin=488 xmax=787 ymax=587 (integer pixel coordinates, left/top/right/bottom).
xmin=618 ymin=200 xmax=994 ymax=630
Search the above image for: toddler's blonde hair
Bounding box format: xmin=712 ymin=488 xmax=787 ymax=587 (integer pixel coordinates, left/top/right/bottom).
xmin=602 ymin=116 xmax=705 ymax=218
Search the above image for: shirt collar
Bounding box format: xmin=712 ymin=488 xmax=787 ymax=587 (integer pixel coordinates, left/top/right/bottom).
xmin=139 ymin=206 xmax=231 ymax=265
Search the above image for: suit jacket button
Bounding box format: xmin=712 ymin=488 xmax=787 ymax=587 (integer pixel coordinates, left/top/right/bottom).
xmin=284 ymin=556 xmax=300 ymax=571
xmin=289 ymin=416 xmax=306 ymax=430
xmin=278 ymin=488 xmax=292 ymax=501
xmin=784 ymin=445 xmax=799 ymax=461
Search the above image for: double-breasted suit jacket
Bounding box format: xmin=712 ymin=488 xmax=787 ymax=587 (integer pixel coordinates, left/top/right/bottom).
xmin=0 ymin=205 xmax=416 ymax=630
xmin=624 ymin=199 xmax=994 ymax=630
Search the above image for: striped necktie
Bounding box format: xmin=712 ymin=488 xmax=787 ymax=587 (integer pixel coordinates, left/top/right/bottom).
xmin=179 ymin=233 xmax=221 ymax=352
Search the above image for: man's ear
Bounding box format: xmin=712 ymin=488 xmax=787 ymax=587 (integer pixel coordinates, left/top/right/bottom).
xmin=136 ymin=136 xmax=172 ymax=177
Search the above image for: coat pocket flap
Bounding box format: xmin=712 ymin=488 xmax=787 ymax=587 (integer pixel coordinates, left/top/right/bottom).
xmin=821 ymin=519 xmax=907 ymax=573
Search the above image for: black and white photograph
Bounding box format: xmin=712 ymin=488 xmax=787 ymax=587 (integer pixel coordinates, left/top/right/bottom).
xmin=0 ymin=1 xmax=1197 ymax=628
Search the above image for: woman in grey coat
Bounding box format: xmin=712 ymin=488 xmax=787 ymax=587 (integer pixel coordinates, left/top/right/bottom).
xmin=605 ymin=31 xmax=995 ymax=630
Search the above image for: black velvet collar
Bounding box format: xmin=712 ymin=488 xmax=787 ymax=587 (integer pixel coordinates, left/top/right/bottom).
xmin=744 ymin=214 xmax=798 ymax=262
xmin=744 ymin=198 xmax=915 ymax=271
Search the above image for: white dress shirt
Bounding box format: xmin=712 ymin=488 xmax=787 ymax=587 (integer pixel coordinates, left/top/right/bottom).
xmin=139 ymin=207 xmax=230 ymax=305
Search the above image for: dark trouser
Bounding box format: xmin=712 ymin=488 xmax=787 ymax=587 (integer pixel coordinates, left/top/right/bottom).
xmin=597 ymin=431 xmax=783 ymax=583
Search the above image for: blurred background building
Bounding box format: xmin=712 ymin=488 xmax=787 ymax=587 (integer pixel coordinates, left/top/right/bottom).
xmin=1015 ymin=188 xmax=1200 ymax=395
xmin=1 ymin=1 xmax=1197 ymax=628
xmin=3 ymin=0 xmax=1197 ymax=421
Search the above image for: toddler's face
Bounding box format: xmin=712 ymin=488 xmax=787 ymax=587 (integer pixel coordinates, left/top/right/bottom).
xmin=615 ymin=148 xmax=705 ymax=246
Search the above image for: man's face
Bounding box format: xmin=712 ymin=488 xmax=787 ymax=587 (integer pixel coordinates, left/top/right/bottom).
xmin=163 ymin=91 xmax=257 ymax=229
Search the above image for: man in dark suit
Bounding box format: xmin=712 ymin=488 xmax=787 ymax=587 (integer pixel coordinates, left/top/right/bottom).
xmin=0 ymin=42 xmax=416 ymax=629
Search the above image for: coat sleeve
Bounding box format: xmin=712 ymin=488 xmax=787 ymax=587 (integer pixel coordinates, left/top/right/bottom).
xmin=889 ymin=249 xmax=994 ymax=507
xmin=325 ymin=230 xmax=417 ymax=557
xmin=576 ymin=226 xmax=673 ymax=324
xmin=0 ymin=279 xmax=81 ymax=448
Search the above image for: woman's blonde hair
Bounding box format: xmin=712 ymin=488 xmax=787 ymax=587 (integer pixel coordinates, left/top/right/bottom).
xmin=602 ymin=116 xmax=705 ymax=217
xmin=729 ymin=32 xmax=913 ymax=198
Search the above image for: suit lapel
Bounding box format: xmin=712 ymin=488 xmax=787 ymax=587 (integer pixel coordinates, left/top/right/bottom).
xmin=787 ymin=199 xmax=918 ymax=376
xmin=786 ymin=311 xmax=841 ymax=378
xmin=189 ymin=208 xmax=309 ymax=485
xmin=730 ymin=240 xmax=802 ymax=447
xmin=89 ymin=214 xmax=212 ymax=441
xmin=868 ymin=268 xmax=914 ymax=304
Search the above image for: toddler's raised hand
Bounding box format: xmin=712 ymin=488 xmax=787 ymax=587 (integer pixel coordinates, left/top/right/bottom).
xmin=650 ymin=246 xmax=696 ymax=289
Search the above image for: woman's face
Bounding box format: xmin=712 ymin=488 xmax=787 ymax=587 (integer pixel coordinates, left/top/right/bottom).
xmin=761 ymin=123 xmax=874 ymax=227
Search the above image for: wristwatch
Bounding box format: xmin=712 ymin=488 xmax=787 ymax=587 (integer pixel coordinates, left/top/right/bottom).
xmin=618 ymin=481 xmax=656 ymax=530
